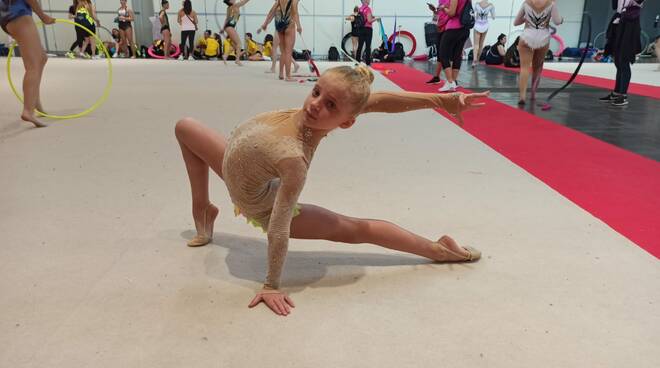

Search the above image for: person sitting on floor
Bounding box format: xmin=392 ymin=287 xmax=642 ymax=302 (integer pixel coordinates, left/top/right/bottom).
xmin=245 ymin=32 xmax=264 ymax=61
xmin=485 ymin=33 xmax=506 ymax=65
xmin=194 ymin=29 xmax=220 ymax=59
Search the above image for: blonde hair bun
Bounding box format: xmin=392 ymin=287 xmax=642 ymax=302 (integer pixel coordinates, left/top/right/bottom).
xmin=354 ymin=64 xmax=375 ymax=85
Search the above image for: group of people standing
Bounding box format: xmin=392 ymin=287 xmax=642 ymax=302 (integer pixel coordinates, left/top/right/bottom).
xmin=158 ymin=0 xmax=302 ymax=81
xmin=424 ymin=0 xmax=562 ymax=104
xmin=64 ymin=0 xmax=136 ymax=59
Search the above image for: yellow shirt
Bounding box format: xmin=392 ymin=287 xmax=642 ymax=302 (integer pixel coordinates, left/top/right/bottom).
xmin=246 ymin=39 xmax=259 ymax=56
xmin=205 ymin=38 xmax=220 ymax=57
xmin=263 ymin=41 xmax=273 ymax=58
xmin=223 ymin=39 xmax=236 ymax=57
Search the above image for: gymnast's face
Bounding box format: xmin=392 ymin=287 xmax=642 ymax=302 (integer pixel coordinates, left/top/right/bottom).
xmin=302 ymin=76 xmax=356 ymax=131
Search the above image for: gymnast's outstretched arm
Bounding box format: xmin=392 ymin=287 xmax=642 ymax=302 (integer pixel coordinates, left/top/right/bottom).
xmin=359 ymin=91 xmax=489 ymax=121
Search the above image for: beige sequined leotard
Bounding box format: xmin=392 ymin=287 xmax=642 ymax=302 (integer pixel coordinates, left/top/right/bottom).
xmin=222 ymin=92 xmax=461 ymax=289
xmin=223 ymin=109 xmax=318 ymax=289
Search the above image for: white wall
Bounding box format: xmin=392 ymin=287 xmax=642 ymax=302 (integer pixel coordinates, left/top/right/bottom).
xmin=1 ymin=0 xmax=584 ymax=55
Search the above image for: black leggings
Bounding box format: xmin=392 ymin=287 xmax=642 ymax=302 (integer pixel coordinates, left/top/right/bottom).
xmin=69 ymin=25 xmax=86 ymax=52
xmin=438 ymin=27 xmax=469 ymax=70
xmin=614 ymin=58 xmax=631 ymax=94
xmin=180 ymin=30 xmax=195 ymax=59
xmin=356 ymin=27 xmax=373 ymax=65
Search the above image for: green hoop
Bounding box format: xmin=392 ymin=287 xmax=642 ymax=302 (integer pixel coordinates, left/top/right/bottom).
xmin=6 ymin=18 xmax=113 ymax=120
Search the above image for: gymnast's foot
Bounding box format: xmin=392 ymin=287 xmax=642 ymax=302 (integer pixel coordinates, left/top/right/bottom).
xmin=235 ymin=59 xmax=243 ymax=66
xmin=285 ymin=76 xmax=296 ymax=82
xmin=21 ymin=110 xmax=47 ymax=128
xmin=433 ymin=235 xmax=481 ymax=262
xmin=188 ymin=203 xmax=219 ymax=247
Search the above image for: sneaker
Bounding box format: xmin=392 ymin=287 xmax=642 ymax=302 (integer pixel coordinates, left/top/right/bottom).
xmin=65 ymin=51 xmax=75 ymax=59
xmin=611 ymin=94 xmax=628 ymax=106
xmin=178 ymin=55 xmax=184 ymax=61
xmin=426 ymin=76 xmax=442 ymax=84
xmin=92 ymin=55 xmax=100 ymax=60
xmin=599 ymin=92 xmax=616 ymax=102
xmin=438 ymin=81 xmax=457 ymax=92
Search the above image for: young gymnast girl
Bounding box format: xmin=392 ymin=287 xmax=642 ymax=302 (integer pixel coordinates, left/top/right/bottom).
xmin=1 ymin=0 xmax=54 ymax=127
xmin=174 ymin=65 xmax=489 ymax=316
xmin=221 ymin=0 xmax=250 ymax=65
xmin=261 ymin=0 xmax=302 ymax=81
xmin=513 ymin=0 xmax=563 ymax=105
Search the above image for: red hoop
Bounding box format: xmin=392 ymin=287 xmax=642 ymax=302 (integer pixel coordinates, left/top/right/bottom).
xmin=147 ymin=44 xmax=181 ymax=59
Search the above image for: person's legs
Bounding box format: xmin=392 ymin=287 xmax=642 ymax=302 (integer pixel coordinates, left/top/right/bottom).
xmin=426 ymin=32 xmax=444 ymax=83
xmin=450 ymin=29 xmax=469 ymax=85
xmin=611 ymin=57 xmax=630 ymax=106
xmin=126 ymin=26 xmax=137 ymax=57
xmin=277 ymin=31 xmax=287 ymax=78
xmin=530 ymin=44 xmax=549 ymax=100
xmin=290 ymin=204 xmax=479 ymax=262
xmin=120 ymin=29 xmax=129 ymax=56
xmin=163 ymin=29 xmax=171 ymax=59
xmin=174 ymin=117 xmax=227 ymax=244
xmin=186 ymin=31 xmax=195 ymax=59
xmin=269 ymin=33 xmax=279 ymax=73
xmin=615 ymin=60 xmax=631 ymax=95
xmin=89 ymin=28 xmax=97 ymax=57
xmin=225 ymin=27 xmax=244 ymax=65
xmin=351 ymin=35 xmax=358 ymax=57
xmin=614 ymin=59 xmax=623 ymax=93
xmin=356 ymin=28 xmax=366 ymax=63
xmin=6 ymin=16 xmax=48 ymax=127
xmin=472 ymin=31 xmax=482 ymax=66
xmin=517 ymin=40 xmax=533 ymax=104
xmin=438 ymin=29 xmax=456 ymax=84
xmin=282 ymin=26 xmax=296 ymax=80
xmin=363 ymin=27 xmax=373 ymax=65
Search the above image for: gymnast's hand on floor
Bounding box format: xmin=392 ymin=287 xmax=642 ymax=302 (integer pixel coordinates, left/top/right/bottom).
xmin=248 ymin=288 xmax=296 ymax=316
xmin=444 ymin=91 xmax=490 ymax=124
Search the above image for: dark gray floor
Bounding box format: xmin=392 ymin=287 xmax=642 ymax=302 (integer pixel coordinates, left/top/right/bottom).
xmin=409 ymin=61 xmax=660 ymax=162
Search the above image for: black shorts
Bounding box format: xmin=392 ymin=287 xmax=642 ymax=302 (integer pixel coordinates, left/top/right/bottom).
xmin=118 ymin=21 xmax=131 ymax=31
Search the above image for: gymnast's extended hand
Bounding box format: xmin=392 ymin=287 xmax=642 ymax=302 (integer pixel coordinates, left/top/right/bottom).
xmin=443 ymin=91 xmax=490 ymax=124
xmin=360 ymin=90 xmax=490 ymax=124
xmin=248 ymin=288 xmax=295 ymax=316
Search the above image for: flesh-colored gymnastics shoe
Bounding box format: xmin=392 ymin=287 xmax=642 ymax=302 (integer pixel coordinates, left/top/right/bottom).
xmin=187 ymin=203 xmax=218 ymax=247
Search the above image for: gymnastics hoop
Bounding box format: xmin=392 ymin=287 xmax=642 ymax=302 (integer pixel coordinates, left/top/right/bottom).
xmin=388 ymin=30 xmax=416 ymax=57
xmin=7 ymin=18 xmax=113 ymax=120
xmin=147 ymin=43 xmax=182 ymax=59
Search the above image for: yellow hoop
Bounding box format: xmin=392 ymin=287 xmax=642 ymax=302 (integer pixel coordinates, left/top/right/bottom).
xmin=6 ymin=18 xmax=113 ymax=120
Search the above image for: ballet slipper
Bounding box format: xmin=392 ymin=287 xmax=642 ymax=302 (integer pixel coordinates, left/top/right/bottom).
xmin=187 ymin=203 xmax=219 ymax=247
xmin=435 ymin=235 xmax=481 ymax=262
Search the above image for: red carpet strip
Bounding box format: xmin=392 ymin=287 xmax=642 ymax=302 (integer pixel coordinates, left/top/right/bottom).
xmin=372 ymin=63 xmax=660 ymax=259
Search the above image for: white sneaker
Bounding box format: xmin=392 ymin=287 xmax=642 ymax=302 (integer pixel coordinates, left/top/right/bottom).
xmin=438 ymin=81 xmax=457 ymax=92
xmin=178 ymin=55 xmax=184 ymax=61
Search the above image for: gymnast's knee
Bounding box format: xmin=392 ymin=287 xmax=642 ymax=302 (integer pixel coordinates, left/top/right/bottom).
xmin=174 ymin=117 xmax=197 ymax=140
